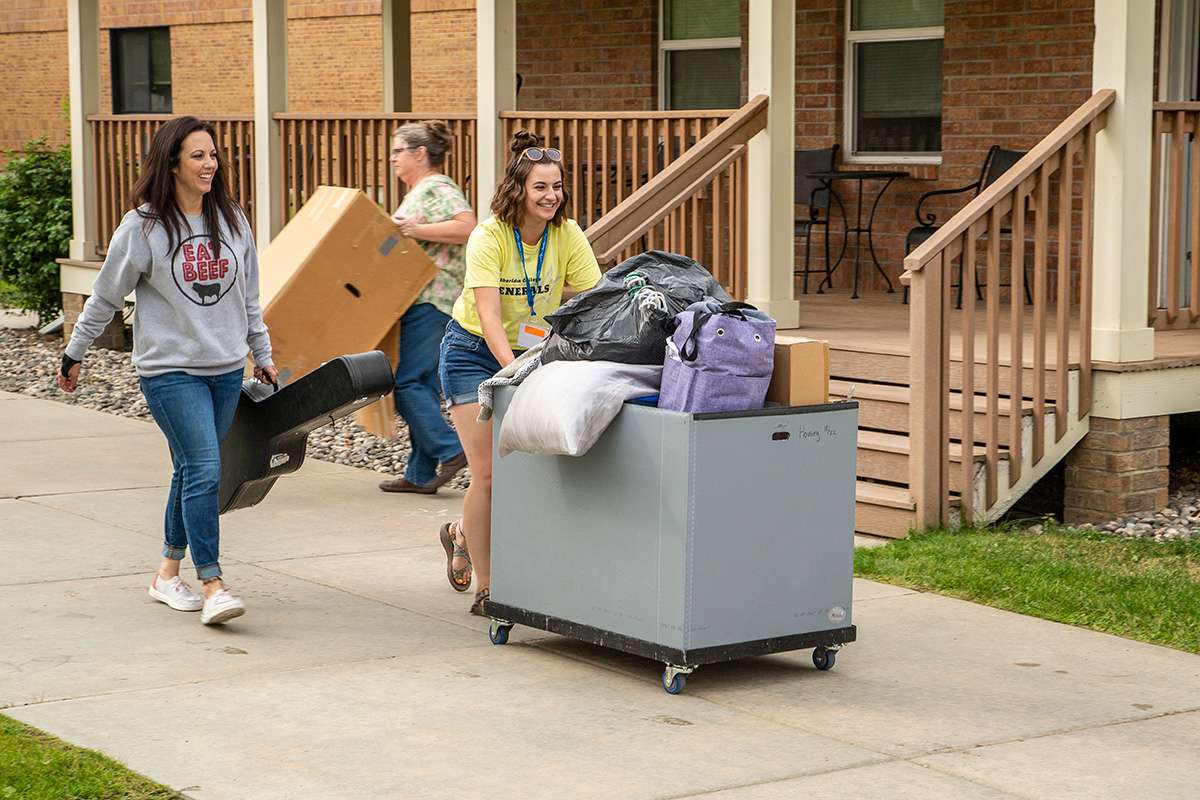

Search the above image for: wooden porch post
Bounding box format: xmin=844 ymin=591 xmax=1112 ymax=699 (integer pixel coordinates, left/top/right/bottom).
xmin=67 ymin=0 xmax=100 ymax=261
xmin=745 ymin=0 xmax=799 ymax=328
xmin=1090 ymin=0 xmax=1155 ymax=363
xmin=382 ymin=0 xmax=413 ymax=113
xmin=476 ymin=0 xmax=516 ymax=220
xmin=253 ymin=0 xmax=287 ymax=250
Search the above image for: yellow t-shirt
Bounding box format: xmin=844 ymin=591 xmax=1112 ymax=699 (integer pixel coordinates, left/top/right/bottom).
xmin=453 ymin=216 xmax=602 ymax=346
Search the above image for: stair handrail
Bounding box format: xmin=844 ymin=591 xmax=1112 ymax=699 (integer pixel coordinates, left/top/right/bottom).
xmin=584 ymin=95 xmax=768 ymax=264
xmin=904 ymin=89 xmax=1115 ymax=530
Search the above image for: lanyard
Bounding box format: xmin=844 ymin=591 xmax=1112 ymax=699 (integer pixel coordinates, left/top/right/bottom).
xmin=513 ymin=225 xmax=549 ymax=317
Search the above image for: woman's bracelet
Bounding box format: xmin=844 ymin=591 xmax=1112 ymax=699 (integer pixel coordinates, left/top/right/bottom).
xmin=61 ymin=354 xmax=80 ymax=378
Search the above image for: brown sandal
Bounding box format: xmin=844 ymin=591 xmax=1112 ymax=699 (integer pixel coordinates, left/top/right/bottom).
xmin=469 ymin=587 xmax=490 ymax=617
xmin=439 ymin=521 xmax=472 ymax=593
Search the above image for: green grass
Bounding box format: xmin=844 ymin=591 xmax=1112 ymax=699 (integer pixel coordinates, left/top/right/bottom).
xmin=0 ymin=713 xmax=181 ymax=800
xmin=854 ymin=526 xmax=1200 ymax=653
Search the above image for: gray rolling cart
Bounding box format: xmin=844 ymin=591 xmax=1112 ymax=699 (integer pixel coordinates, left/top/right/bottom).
xmin=483 ymin=386 xmax=858 ymax=694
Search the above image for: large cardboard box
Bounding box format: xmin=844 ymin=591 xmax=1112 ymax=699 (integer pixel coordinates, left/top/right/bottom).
xmin=765 ymin=335 xmax=830 ymax=407
xmin=259 ymin=186 xmax=437 ymax=437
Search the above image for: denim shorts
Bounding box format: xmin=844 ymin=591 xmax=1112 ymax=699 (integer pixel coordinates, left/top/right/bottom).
xmin=439 ymin=319 xmax=521 ymax=407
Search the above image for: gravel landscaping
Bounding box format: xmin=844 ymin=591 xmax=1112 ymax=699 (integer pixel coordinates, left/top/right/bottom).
xmin=0 ymin=326 xmax=469 ymax=490
xmin=1071 ymin=468 xmax=1200 ymax=542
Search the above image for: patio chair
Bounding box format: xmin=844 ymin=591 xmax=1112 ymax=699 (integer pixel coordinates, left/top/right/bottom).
xmin=794 ymin=145 xmax=843 ymax=293
xmin=903 ymin=145 xmax=1033 ymax=307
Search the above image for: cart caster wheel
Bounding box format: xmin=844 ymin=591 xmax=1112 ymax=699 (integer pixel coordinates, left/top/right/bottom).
xmin=488 ymin=622 xmax=512 ymax=645
xmin=812 ymin=647 xmax=837 ymax=671
xmin=662 ymin=672 xmax=687 ymax=695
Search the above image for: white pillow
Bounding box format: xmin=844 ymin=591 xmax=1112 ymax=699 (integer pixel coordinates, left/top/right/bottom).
xmin=498 ymin=360 xmax=662 ymax=457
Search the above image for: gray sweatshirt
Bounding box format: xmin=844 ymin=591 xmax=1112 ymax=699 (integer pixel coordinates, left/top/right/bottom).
xmin=66 ymin=206 xmax=272 ymax=377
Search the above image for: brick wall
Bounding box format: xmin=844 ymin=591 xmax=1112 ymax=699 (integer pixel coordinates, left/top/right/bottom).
xmin=0 ymin=1 xmax=66 ymax=31
xmin=1065 ymin=416 xmax=1172 ymax=524
xmin=0 ymin=0 xmax=397 ymax=159
xmin=515 ymin=0 xmax=658 ymax=111
xmin=289 ymin=14 xmax=383 ymax=111
xmin=412 ymin=0 xmax=475 ymax=112
xmin=0 ymin=30 xmax=71 ymax=157
xmin=95 ymin=22 xmax=255 ymax=116
xmin=171 ymin=23 xmax=255 ymax=114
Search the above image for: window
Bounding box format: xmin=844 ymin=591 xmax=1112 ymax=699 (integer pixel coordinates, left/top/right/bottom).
xmin=845 ymin=0 xmax=943 ymax=161
xmin=111 ymin=27 xmax=172 ymax=114
xmin=660 ymin=0 xmax=741 ymax=110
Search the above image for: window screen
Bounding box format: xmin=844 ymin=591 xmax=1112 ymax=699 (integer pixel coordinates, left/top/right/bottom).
xmin=667 ymin=48 xmax=740 ymax=110
xmin=854 ymin=39 xmax=942 ymax=154
xmin=112 ymin=28 xmax=172 ymax=114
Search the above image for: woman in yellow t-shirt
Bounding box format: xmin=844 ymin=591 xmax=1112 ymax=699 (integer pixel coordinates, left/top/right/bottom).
xmin=438 ymin=130 xmax=601 ymax=615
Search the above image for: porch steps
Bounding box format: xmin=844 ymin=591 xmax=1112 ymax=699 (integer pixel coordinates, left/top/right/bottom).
xmin=856 ymin=430 xmax=999 ymax=494
xmin=829 ymin=344 xmax=1067 ymax=402
xmin=825 ymin=369 xmax=1080 ymax=538
xmin=830 ymin=379 xmax=1040 ymax=446
xmin=853 ymin=481 xmax=916 ymax=538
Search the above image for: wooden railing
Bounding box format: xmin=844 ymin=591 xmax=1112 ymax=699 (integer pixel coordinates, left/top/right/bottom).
xmin=1149 ymin=101 xmax=1200 ymax=329
xmin=276 ymin=113 xmax=476 ymax=228
xmin=903 ymin=90 xmax=1115 ymax=529
xmin=501 ymin=107 xmax=749 ymax=294
xmin=89 ymin=115 xmax=255 ymax=254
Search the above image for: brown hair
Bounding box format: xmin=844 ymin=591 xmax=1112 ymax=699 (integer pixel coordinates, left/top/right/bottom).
xmin=393 ymin=120 xmax=453 ymax=168
xmin=489 ymin=130 xmax=570 ymax=229
xmin=130 ymin=116 xmax=244 ymax=259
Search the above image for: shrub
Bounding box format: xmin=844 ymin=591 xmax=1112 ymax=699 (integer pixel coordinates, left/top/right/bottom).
xmin=0 ymin=138 xmax=72 ymax=321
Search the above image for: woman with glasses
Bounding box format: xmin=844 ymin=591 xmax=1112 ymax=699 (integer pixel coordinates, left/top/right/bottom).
xmin=378 ymin=122 xmax=476 ymax=511
xmin=438 ymin=130 xmax=601 ymax=615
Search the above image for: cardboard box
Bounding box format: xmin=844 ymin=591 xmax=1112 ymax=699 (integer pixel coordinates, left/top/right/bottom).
xmin=765 ymin=335 xmax=830 ymax=407
xmin=259 ymin=186 xmax=437 ymax=437
xmin=351 ymin=322 xmax=400 ymax=437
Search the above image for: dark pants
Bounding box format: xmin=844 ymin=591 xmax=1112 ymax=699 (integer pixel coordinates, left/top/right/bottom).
xmin=394 ymin=303 xmax=463 ymax=485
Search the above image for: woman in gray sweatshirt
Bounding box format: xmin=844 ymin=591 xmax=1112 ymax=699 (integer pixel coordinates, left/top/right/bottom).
xmin=57 ymin=116 xmax=275 ymax=626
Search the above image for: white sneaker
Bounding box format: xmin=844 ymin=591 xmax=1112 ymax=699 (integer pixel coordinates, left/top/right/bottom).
xmin=148 ymin=574 xmax=203 ymax=612
xmin=201 ymin=589 xmax=246 ymax=625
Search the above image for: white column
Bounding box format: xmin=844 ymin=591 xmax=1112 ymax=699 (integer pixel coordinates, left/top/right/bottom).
xmin=1091 ymin=0 xmax=1155 ymax=362
xmin=67 ymin=0 xmax=100 ymax=260
xmin=476 ymin=0 xmax=516 ymax=220
xmin=745 ymin=0 xmax=798 ymax=328
xmin=253 ymin=0 xmax=287 ymax=250
xmin=382 ymin=0 xmax=412 ymax=112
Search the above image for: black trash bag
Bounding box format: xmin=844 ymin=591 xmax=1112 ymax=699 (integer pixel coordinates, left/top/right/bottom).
xmin=543 ymin=250 xmax=732 ymax=365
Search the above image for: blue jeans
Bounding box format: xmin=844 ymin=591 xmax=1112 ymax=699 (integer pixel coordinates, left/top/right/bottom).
xmin=138 ymin=369 xmax=243 ymax=581
xmin=395 ymin=303 xmax=464 ymax=486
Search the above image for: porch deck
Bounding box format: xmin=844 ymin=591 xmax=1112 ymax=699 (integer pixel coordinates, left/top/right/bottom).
xmin=789 ymin=289 xmax=1200 ymax=372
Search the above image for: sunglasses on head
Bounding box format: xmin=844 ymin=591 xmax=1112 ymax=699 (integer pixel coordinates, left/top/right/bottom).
xmin=520 ymin=147 xmax=562 ymax=163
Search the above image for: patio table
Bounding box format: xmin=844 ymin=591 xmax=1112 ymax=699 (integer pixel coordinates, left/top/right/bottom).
xmin=807 ymin=169 xmax=909 ymax=299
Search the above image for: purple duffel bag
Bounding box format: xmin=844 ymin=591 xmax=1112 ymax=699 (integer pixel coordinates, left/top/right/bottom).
xmin=658 ymin=301 xmax=777 ymax=413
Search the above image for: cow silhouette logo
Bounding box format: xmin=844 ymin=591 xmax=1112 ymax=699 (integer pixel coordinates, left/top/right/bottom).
xmin=171 ymin=233 xmax=240 ymax=307
xmin=192 ymin=282 xmax=222 ymax=304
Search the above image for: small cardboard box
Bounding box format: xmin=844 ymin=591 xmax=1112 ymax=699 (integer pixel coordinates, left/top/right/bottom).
xmin=765 ymin=335 xmax=830 ymax=407
xmin=259 ymin=186 xmax=437 ymax=437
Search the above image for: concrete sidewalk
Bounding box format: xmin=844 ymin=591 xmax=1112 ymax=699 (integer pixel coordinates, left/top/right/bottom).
xmin=2 ymin=390 xmax=1198 ymax=800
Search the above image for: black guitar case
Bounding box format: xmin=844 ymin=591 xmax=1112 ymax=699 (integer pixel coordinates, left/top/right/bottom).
xmin=218 ymin=350 xmax=395 ymax=514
